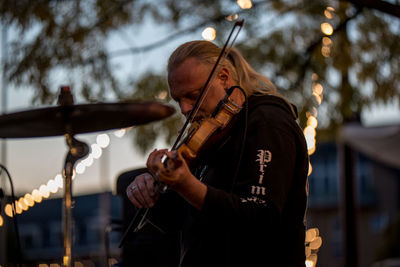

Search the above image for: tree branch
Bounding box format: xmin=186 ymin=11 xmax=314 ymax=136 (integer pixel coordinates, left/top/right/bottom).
xmin=107 ymin=0 xmax=272 ymax=58
xmin=274 ymin=7 xmax=363 ymax=89
xmin=342 ymin=0 xmax=400 ymax=19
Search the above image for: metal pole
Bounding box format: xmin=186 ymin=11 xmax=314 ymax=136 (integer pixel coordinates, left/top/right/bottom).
xmin=58 ymin=87 xmax=89 ymax=266
xmin=1 ymin=23 xmax=8 ymax=166
xmin=62 ymin=134 xmax=89 ymax=267
xmin=63 ymin=159 xmax=74 ymax=267
xmin=100 ymin=140 xmax=110 ymax=266
xmin=0 ymin=24 xmax=8 ymax=267
xmin=339 ymin=142 xmax=358 ymax=267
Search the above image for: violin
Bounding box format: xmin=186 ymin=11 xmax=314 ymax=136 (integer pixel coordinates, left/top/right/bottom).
xmin=119 ymin=20 xmax=245 ymax=247
xmin=165 ymin=85 xmax=245 ymax=172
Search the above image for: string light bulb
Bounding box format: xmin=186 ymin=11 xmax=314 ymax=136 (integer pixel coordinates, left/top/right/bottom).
xmin=237 ymin=0 xmax=252 ymax=9
xmin=3 ymin=128 xmax=130 ymax=217
xmin=226 ymin=14 xmax=239 ymax=21
xmin=305 ymin=228 xmax=322 ymax=267
xmin=96 ymin=133 xmax=110 ymax=148
xmin=5 ymin=204 xmax=13 ymax=217
xmin=32 ymin=189 xmax=43 ymax=203
xmin=202 ymin=27 xmax=216 ymax=41
xmin=54 ymin=174 xmax=63 ymax=188
xmin=24 ymin=193 xmax=35 ymax=207
xmin=47 ymin=179 xmax=59 ymax=194
xmin=321 ymin=23 xmax=333 ymax=35
xmin=75 ymin=163 xmax=86 ymax=174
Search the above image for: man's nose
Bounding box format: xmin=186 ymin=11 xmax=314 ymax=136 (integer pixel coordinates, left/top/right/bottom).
xmin=180 ymin=102 xmax=193 ymax=117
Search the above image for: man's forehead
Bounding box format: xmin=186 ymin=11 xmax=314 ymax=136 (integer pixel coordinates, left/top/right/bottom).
xmin=169 ymin=59 xmax=209 ymax=90
xmin=169 ymin=58 xmax=204 ymax=78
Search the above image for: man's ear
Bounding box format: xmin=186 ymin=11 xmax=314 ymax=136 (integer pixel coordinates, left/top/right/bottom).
xmin=218 ymin=67 xmax=230 ymax=89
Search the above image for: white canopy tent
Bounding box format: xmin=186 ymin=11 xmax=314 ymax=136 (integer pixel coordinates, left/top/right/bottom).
xmin=340 ymin=123 xmax=400 ymax=169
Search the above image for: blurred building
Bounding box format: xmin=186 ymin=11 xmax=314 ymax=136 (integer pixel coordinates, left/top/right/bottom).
xmin=307 ymin=123 xmax=400 ymax=267
xmin=3 ymin=192 xmax=122 ymax=266
xmin=2 ymin=170 xmax=178 ymax=267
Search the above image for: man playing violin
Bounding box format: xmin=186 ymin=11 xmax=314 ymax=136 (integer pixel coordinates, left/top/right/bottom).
xmin=126 ymin=40 xmax=309 ymax=267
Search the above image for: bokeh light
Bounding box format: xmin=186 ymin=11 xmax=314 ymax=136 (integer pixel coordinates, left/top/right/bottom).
xmin=307 ymin=116 xmax=318 ymax=129
xmin=39 ymin=184 xmax=50 ymax=199
xmin=237 ymin=0 xmax=252 ymax=9
xmin=321 ymin=46 xmax=330 ymax=57
xmin=324 ymin=10 xmax=333 ymax=19
xmin=226 ymin=14 xmax=239 ymax=21
xmin=91 ymin=143 xmax=102 ymax=158
xmin=47 ymin=179 xmax=58 ymax=193
xmin=202 ymin=27 xmax=216 ymax=41
xmin=5 ymin=204 xmax=13 ymax=217
xmin=96 ymin=134 xmax=110 ymax=148
xmin=322 ymin=37 xmax=332 ymax=46
xmin=321 ymin=22 xmax=333 ymax=35
xmin=75 ymin=163 xmax=86 ymax=174
xmin=81 ymin=155 xmax=94 ymax=167
xmin=156 ymin=91 xmax=168 ymax=100
xmin=24 ymin=193 xmax=35 ymax=207
xmin=55 ymin=174 xmax=63 ymax=188
xmin=32 ymin=189 xmax=43 ymax=203
xmin=15 ymin=201 xmax=22 ymax=214
xmin=312 ymin=83 xmax=323 ymax=96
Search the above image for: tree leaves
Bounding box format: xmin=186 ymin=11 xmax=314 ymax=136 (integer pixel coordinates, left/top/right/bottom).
xmin=1 ymin=0 xmax=399 ymax=150
xmin=127 ymin=72 xmax=184 ymax=153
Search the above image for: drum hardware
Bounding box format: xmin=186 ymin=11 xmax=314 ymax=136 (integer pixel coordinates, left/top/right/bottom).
xmin=0 ymin=86 xmax=175 ymax=266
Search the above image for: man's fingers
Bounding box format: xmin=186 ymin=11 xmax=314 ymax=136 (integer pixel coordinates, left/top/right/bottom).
xmin=147 ymin=149 xmax=169 ymax=176
xmin=144 ymin=173 xmax=156 ymax=197
xmin=126 ymin=185 xmax=143 ymax=208
xmin=135 ymin=182 xmax=155 ymax=207
xmin=126 ymin=173 xmax=158 ymax=208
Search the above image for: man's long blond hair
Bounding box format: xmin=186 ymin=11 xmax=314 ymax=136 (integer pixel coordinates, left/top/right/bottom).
xmin=167 ymin=40 xmax=296 ymax=117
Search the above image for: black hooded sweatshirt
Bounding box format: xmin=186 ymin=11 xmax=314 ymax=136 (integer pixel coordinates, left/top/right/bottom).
xmin=151 ymin=94 xmax=309 ymax=267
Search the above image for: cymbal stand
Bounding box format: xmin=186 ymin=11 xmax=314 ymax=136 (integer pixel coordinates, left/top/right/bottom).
xmin=58 ymin=86 xmax=90 ymax=266
xmin=62 ymin=133 xmax=89 ymax=267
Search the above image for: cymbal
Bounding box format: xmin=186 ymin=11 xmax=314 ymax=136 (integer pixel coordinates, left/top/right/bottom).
xmin=0 ymin=101 xmax=175 ymax=138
